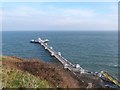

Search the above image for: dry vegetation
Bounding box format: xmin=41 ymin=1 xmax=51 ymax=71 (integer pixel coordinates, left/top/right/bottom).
xmin=1 ymin=56 xmax=50 ymax=88
xmin=1 ymin=56 xmax=87 ymax=88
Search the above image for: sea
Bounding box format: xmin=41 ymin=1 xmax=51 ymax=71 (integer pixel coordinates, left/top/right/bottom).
xmin=2 ymin=31 xmax=119 ymax=79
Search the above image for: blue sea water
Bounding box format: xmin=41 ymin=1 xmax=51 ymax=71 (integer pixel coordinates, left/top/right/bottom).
xmin=2 ymin=31 xmax=118 ymax=78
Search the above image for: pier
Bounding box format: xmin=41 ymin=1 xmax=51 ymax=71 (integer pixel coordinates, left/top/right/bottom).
xmin=30 ymin=38 xmax=120 ymax=88
xmin=30 ymin=38 xmax=87 ymax=74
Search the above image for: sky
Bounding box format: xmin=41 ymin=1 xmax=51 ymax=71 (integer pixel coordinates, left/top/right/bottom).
xmin=1 ymin=2 xmax=118 ymax=31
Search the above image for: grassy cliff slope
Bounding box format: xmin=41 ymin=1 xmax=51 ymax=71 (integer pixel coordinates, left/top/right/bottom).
xmin=1 ymin=56 xmax=86 ymax=88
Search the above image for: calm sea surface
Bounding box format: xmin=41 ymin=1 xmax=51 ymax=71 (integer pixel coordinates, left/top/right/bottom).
xmin=2 ymin=31 xmax=118 ymax=78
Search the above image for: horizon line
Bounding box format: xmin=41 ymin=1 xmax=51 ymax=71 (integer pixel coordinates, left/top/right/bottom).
xmin=1 ymin=30 xmax=118 ymax=32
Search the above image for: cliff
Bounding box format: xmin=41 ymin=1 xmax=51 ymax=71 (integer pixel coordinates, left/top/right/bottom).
xmin=1 ymin=56 xmax=88 ymax=88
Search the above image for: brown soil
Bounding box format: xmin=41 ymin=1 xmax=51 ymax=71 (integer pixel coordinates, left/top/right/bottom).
xmin=2 ymin=56 xmax=88 ymax=88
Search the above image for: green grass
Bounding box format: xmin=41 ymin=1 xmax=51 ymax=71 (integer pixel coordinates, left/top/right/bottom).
xmin=2 ymin=66 xmax=50 ymax=88
xmin=1 ymin=56 xmax=51 ymax=88
xmin=0 ymin=56 xmax=8 ymax=61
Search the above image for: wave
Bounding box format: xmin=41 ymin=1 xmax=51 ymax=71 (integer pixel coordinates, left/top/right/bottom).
xmin=109 ymin=64 xmax=120 ymax=68
xmin=95 ymin=63 xmax=119 ymax=68
xmin=89 ymin=55 xmax=118 ymax=58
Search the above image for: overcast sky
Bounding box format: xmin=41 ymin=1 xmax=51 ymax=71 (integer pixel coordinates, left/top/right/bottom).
xmin=2 ymin=2 xmax=118 ymax=31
